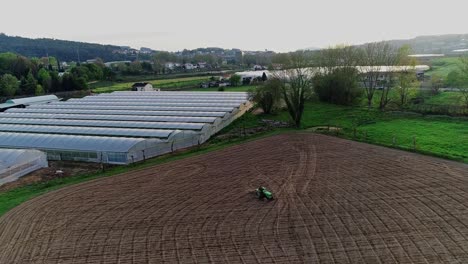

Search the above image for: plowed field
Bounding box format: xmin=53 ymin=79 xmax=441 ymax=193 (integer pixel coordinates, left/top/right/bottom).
xmin=1 ymin=134 xmax=467 ymax=263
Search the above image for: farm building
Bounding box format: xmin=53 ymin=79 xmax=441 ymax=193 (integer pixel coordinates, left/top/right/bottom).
xmin=0 ymin=149 xmax=48 ymax=185
xmin=0 ymin=91 xmax=251 ymax=165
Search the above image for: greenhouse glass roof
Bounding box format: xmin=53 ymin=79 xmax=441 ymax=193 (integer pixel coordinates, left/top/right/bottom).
xmin=6 ymin=108 xmax=228 ymax=118
xmin=0 ymin=132 xmax=147 ymax=152
xmin=0 ymin=124 xmax=177 ymax=139
xmin=27 ymin=104 xmax=235 ymax=112
xmin=0 ymin=113 xmax=217 ymax=123
xmin=0 ymin=118 xmax=206 ymax=130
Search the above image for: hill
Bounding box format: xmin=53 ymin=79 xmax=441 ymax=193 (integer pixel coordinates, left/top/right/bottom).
xmin=0 ymin=33 xmax=149 ymax=62
xmin=382 ymin=34 xmax=468 ymax=54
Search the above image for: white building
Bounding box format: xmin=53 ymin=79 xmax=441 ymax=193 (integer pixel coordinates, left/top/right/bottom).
xmin=184 ymin=63 xmax=196 ymax=70
xmin=131 ymin=83 xmax=157 ymax=91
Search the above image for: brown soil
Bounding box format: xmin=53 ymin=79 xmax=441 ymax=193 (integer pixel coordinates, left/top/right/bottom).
xmin=0 ymin=134 xmax=467 ymax=263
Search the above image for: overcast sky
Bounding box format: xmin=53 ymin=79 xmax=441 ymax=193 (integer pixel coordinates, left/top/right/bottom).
xmin=1 ymin=0 xmax=467 ymax=52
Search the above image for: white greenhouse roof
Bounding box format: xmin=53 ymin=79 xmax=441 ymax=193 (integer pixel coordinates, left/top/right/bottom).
xmin=0 ymin=118 xmax=207 ymax=130
xmin=6 ymin=95 xmax=59 ymax=105
xmin=74 ymin=97 xmax=247 ymax=104
xmin=7 ymin=108 xmax=228 ymax=118
xmin=112 ymin=91 xmax=248 ymax=95
xmin=0 ymin=113 xmax=218 ymax=123
xmin=0 ymin=124 xmax=178 ymax=139
xmin=97 ymin=94 xmax=248 ymax=99
xmin=48 ymin=101 xmax=243 ymax=107
xmin=0 ymin=132 xmax=148 ymax=153
xmin=27 ymin=104 xmax=235 ymax=112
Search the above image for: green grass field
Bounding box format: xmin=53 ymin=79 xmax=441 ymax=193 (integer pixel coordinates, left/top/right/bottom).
xmin=424 ymin=91 xmax=463 ymax=106
xmin=189 ymin=85 xmax=257 ymax=92
xmin=426 ymin=57 xmax=462 ymax=78
xmin=91 ymin=76 xmax=211 ymax=93
xmin=254 ymin=101 xmax=468 ymax=162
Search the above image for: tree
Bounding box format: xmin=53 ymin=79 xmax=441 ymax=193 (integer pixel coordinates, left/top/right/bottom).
xmin=315 ymin=45 xmax=362 ymax=105
xmin=457 ymin=56 xmax=468 ymax=107
xmin=11 ymin=56 xmax=36 ymax=79
xmin=20 ymin=71 xmax=37 ymax=95
xmin=229 ymin=74 xmax=241 ymax=87
xmin=37 ymin=68 xmax=52 ymax=93
xmin=430 ymin=74 xmax=444 ymax=95
xmin=395 ymin=70 xmax=419 ymax=107
xmin=0 ymin=74 xmax=19 ymax=96
xmin=262 ymin=72 xmax=268 ymax=82
xmin=273 ymin=51 xmax=314 ymax=128
xmin=35 ymin=84 xmax=45 ymax=95
xmin=393 ymin=45 xmax=419 ymax=108
xmin=251 ymin=78 xmax=282 ymax=114
xmin=313 ymin=67 xmax=362 ymax=106
xmin=359 ymin=42 xmax=398 ymax=109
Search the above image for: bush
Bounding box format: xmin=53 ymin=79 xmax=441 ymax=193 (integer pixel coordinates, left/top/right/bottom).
xmin=313 ymin=67 xmax=362 ymax=106
xmin=217 ymin=87 xmax=225 ymax=91
xmin=251 ymin=78 xmax=282 ymax=114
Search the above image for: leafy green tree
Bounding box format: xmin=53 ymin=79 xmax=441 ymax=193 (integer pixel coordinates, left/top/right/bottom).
xmin=313 ymin=67 xmax=362 ymax=106
xmin=229 ymin=74 xmax=241 ymax=86
xmin=0 ymin=53 xmax=17 ymax=74
xmin=262 ymin=72 xmax=268 ymax=82
xmin=49 ymin=71 xmax=61 ymax=92
xmin=35 ymin=84 xmax=45 ymax=95
xmin=0 ymin=74 xmax=19 ymax=96
xmin=446 ymin=70 xmax=462 ymax=87
xmin=457 ymin=56 xmax=468 ymax=107
xmin=127 ymin=61 xmax=143 ymax=75
xmin=12 ymin=56 xmax=36 ymax=78
xmin=37 ymin=68 xmax=52 ymax=93
xmin=20 ymin=71 xmax=37 ymax=95
xmin=251 ymin=78 xmax=282 ymax=114
xmin=394 ymin=71 xmax=419 ymax=107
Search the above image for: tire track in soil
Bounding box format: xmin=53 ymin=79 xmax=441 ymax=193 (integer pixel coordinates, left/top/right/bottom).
xmin=1 ymin=134 xmax=468 ymax=263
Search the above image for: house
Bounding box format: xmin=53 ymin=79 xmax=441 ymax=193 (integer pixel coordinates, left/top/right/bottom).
xmin=253 ymin=65 xmax=266 ymax=71
xmin=131 ymin=82 xmax=158 ymax=91
xmin=165 ymin=62 xmax=181 ymax=70
xmin=183 ymin=63 xmax=196 ymax=70
xmin=197 ymin=62 xmax=208 ymax=69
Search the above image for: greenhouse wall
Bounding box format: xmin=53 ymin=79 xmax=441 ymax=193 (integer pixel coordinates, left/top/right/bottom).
xmin=0 ymin=150 xmax=48 ymax=186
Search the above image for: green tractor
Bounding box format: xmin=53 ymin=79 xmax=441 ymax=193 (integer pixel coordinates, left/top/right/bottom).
xmin=255 ymin=186 xmax=274 ymax=201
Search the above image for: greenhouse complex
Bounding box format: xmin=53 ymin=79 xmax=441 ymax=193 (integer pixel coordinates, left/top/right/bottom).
xmin=0 ymin=91 xmax=251 ymax=165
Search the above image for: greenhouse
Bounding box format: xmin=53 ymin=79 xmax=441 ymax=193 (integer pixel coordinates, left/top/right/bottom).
xmin=0 ymin=149 xmax=48 ymax=186
xmin=28 ymin=104 xmax=235 ymax=113
xmin=0 ymin=91 xmax=251 ymax=164
xmin=7 ymin=108 xmax=229 ymax=118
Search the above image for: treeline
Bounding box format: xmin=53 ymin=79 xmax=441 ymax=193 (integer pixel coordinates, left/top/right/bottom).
xmin=251 ymin=44 xmax=427 ymax=127
xmin=0 ymin=34 xmax=142 ymax=62
xmin=0 ymin=53 xmax=113 ymax=98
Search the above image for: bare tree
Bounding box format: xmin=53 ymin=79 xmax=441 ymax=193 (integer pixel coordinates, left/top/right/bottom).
xmin=273 ymin=51 xmax=315 ymax=128
xmin=359 ymin=42 xmax=398 ymax=109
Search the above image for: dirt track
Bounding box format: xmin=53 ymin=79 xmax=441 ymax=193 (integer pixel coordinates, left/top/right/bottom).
xmin=1 ymin=133 xmax=467 ymax=263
